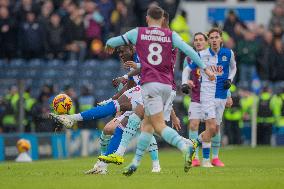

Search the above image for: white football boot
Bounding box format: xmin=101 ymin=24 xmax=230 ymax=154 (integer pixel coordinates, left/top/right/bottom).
xmin=85 ymin=160 xmax=108 ymax=175
xmin=202 ymin=159 xmax=214 ymax=168
xmin=49 ymin=113 xmax=75 ymax=129
xmin=151 ymin=163 xmax=161 ymax=173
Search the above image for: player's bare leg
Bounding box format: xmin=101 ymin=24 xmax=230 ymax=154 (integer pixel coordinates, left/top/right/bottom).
xmin=100 ymin=118 xmax=121 ymax=155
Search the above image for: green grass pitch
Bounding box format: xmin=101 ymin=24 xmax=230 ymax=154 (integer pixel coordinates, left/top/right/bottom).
xmin=1 ymin=147 xmax=284 ymax=189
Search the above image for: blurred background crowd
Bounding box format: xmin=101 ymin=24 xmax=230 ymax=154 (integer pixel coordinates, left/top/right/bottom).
xmin=0 ymin=0 xmax=284 ymax=146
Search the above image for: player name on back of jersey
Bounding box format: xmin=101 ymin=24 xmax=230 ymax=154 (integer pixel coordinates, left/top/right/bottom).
xmin=141 ymin=29 xmax=171 ymax=43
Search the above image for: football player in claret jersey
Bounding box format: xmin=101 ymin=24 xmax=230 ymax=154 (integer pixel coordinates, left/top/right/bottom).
xmin=98 ymin=11 xmax=181 ymax=173
xmin=104 ymin=5 xmax=214 ymax=176
xmin=195 ymin=28 xmax=237 ymax=167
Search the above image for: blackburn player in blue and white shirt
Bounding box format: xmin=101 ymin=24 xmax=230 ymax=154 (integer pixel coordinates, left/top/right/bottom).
xmin=195 ymin=28 xmax=237 ymax=167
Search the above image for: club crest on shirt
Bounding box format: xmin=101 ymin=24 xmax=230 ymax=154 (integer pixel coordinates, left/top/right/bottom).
xmin=222 ymin=56 xmax=227 ymax=61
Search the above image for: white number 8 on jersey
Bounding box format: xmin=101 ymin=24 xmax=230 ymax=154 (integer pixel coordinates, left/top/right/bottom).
xmin=147 ymin=43 xmax=163 ymax=65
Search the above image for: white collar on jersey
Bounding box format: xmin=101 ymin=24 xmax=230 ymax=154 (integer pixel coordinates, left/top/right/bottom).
xmin=148 ymin=24 xmax=161 ymax=28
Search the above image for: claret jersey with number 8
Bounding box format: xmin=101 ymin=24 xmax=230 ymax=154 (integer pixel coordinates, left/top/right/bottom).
xmin=136 ymin=27 xmax=174 ymax=86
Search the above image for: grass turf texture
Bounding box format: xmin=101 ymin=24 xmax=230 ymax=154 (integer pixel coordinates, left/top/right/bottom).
xmin=0 ymin=147 xmax=284 ymax=189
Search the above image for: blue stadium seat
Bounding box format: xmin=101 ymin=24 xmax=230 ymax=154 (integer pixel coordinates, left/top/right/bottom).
xmin=10 ymin=59 xmax=26 ymax=67
xmin=65 ymin=60 xmax=78 ymax=68
xmin=29 ymin=59 xmax=43 ymax=68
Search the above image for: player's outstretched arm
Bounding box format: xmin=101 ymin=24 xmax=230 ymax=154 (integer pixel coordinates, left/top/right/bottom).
xmin=105 ymin=28 xmax=138 ymax=53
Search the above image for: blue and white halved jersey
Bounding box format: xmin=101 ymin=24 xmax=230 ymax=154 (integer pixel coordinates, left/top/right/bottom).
xmin=198 ymin=47 xmax=237 ymax=100
xmin=128 ymin=53 xmax=141 ymax=85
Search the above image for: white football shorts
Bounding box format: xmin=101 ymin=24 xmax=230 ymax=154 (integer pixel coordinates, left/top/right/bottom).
xmin=188 ymin=102 xmax=203 ymax=120
xmin=141 ymin=82 xmax=172 ymax=116
xmin=201 ymin=98 xmax=226 ymax=125
xmin=123 ymin=85 xmax=143 ymax=110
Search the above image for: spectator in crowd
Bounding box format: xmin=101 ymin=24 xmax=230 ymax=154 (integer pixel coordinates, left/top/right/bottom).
xmin=23 ymin=87 xmax=36 ymax=132
xmin=271 ymin=23 xmax=283 ymax=39
xmin=268 ymin=2 xmax=284 ymax=31
xmin=223 ymin=9 xmax=246 ymax=42
xmin=31 ymin=85 xmax=55 ymax=132
xmin=14 ymin=0 xmax=40 ymax=22
xmin=46 ymin=12 xmax=65 ymax=59
xmin=257 ymin=30 xmax=273 ymax=83
xmin=95 ymin=0 xmax=115 ymax=41
xmin=239 ymin=87 xmax=255 ymax=143
xmin=256 ymin=86 xmax=277 ymax=145
xmin=0 ymin=6 xmax=17 ymax=59
xmin=254 ymin=24 xmax=266 ymax=43
xmin=224 ymin=85 xmax=242 ymax=144
xmin=274 ymin=86 xmax=284 ymax=133
xmin=18 ymin=11 xmax=46 ymax=59
xmin=133 ymin=0 xmax=151 ymax=26
xmin=38 ymin=84 xmax=53 ymax=99
xmin=170 ymin=9 xmax=191 ymax=44
xmin=64 ymin=4 xmax=86 ymax=61
xmin=38 ymin=0 xmax=54 ymax=29
xmin=78 ymin=85 xmax=97 ymax=129
xmin=0 ymin=0 xmax=10 ymax=8
xmin=269 ymin=38 xmax=284 ymax=90
xmin=110 ymin=0 xmax=128 ymax=36
xmin=83 ymin=0 xmax=104 ymax=58
xmin=0 ymin=86 xmax=18 ymax=133
xmin=57 ymin=0 xmax=72 ymax=20
xmin=235 ymin=30 xmax=259 ymax=89
xmin=52 ymin=0 xmax=62 ymax=10
xmin=170 ymin=9 xmax=191 ymax=70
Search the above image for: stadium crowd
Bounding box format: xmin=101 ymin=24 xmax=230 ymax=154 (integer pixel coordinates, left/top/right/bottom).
xmin=0 ymin=0 xmax=179 ymax=60
xmin=0 ymin=0 xmax=284 ymax=145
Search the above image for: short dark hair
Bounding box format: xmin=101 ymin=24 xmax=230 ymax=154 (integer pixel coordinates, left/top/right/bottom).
xmin=208 ymin=28 xmax=222 ymax=38
xmin=147 ymin=5 xmax=164 ymax=20
xmin=194 ymin=32 xmax=208 ymax=41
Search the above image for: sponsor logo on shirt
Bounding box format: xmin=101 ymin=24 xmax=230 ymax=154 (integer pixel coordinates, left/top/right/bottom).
xmin=209 ymin=65 xmax=223 ymax=76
